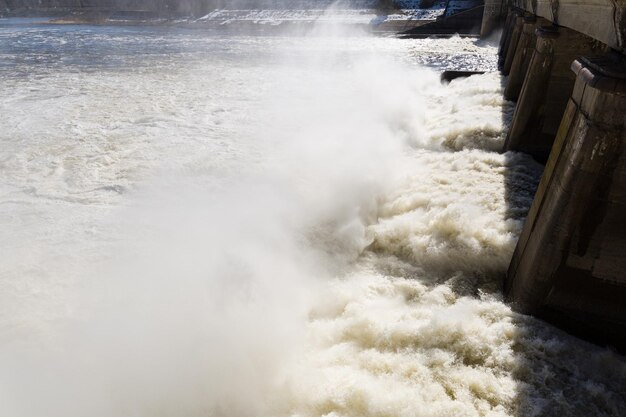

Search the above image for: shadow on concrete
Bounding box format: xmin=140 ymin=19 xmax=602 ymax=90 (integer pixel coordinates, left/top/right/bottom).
xmin=499 ymin=82 xmax=626 ymax=415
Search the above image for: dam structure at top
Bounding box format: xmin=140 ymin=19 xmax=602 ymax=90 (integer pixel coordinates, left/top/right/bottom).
xmin=481 ymin=0 xmax=626 ymax=350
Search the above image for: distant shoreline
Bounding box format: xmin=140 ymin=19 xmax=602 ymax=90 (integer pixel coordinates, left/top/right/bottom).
xmin=1 ymin=9 xmax=436 ymax=33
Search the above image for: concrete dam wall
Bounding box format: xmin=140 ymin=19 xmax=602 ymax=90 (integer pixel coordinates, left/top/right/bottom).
xmin=485 ymin=0 xmax=626 ymax=351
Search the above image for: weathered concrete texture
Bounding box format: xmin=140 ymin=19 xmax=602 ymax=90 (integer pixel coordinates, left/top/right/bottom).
xmin=498 ymin=8 xmax=523 ymax=69
xmin=498 ymin=8 xmax=515 ymax=52
xmin=480 ymin=0 xmax=505 ymax=36
xmin=511 ymin=0 xmax=626 ymax=52
xmin=502 ymin=13 xmax=525 ymax=74
xmin=506 ymin=53 xmax=626 ymax=350
xmin=504 ymin=24 xmax=606 ymax=162
xmin=504 ymin=15 xmax=544 ymax=101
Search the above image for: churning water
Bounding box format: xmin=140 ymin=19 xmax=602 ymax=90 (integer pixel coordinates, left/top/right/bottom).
xmin=0 ymin=19 xmax=625 ymax=417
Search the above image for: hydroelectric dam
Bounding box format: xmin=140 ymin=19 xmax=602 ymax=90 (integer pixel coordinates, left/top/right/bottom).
xmin=1 ymin=2 xmax=626 ymax=416
xmin=481 ymin=0 xmax=626 ymax=351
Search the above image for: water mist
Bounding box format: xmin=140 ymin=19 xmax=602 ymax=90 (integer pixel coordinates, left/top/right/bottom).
xmin=1 ymin=16 xmax=625 ymax=417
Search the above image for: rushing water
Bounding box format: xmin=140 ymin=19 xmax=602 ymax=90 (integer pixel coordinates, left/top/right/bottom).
xmin=1 ymin=19 xmax=625 ymax=417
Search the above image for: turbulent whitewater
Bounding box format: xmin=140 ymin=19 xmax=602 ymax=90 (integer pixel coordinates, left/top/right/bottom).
xmin=0 ymin=20 xmax=625 ymax=417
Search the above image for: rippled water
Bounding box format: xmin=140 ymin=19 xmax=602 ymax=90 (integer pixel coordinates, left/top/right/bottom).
xmin=0 ymin=20 xmax=624 ymax=417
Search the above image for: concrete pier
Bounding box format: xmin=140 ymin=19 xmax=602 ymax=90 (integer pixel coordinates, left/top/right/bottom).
xmin=506 ymin=54 xmax=626 ymax=349
xmin=502 ymin=13 xmax=525 ymax=75
xmin=503 ymin=15 xmax=539 ymax=101
xmin=485 ymin=1 xmax=626 ymax=350
xmin=498 ymin=9 xmax=522 ymax=70
xmin=480 ymin=0 xmax=505 ymax=37
xmin=498 ymin=8 xmax=515 ymax=52
xmin=503 ymin=25 xmax=605 ymax=162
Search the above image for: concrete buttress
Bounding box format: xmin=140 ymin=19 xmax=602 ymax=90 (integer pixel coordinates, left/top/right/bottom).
xmin=504 ymin=15 xmax=541 ymax=101
xmin=506 ymin=53 xmax=626 ymax=349
xmin=480 ymin=0 xmax=505 ymax=37
xmin=504 ymin=25 xmax=606 ymax=162
xmin=499 ymin=9 xmax=523 ymax=70
xmin=502 ymin=14 xmax=526 ymax=74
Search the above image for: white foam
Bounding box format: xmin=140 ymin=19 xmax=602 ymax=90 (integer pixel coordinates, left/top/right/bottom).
xmin=0 ymin=25 xmax=624 ymax=417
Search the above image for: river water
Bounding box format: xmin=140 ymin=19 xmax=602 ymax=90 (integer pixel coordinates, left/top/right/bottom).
xmin=0 ymin=18 xmax=625 ymax=417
